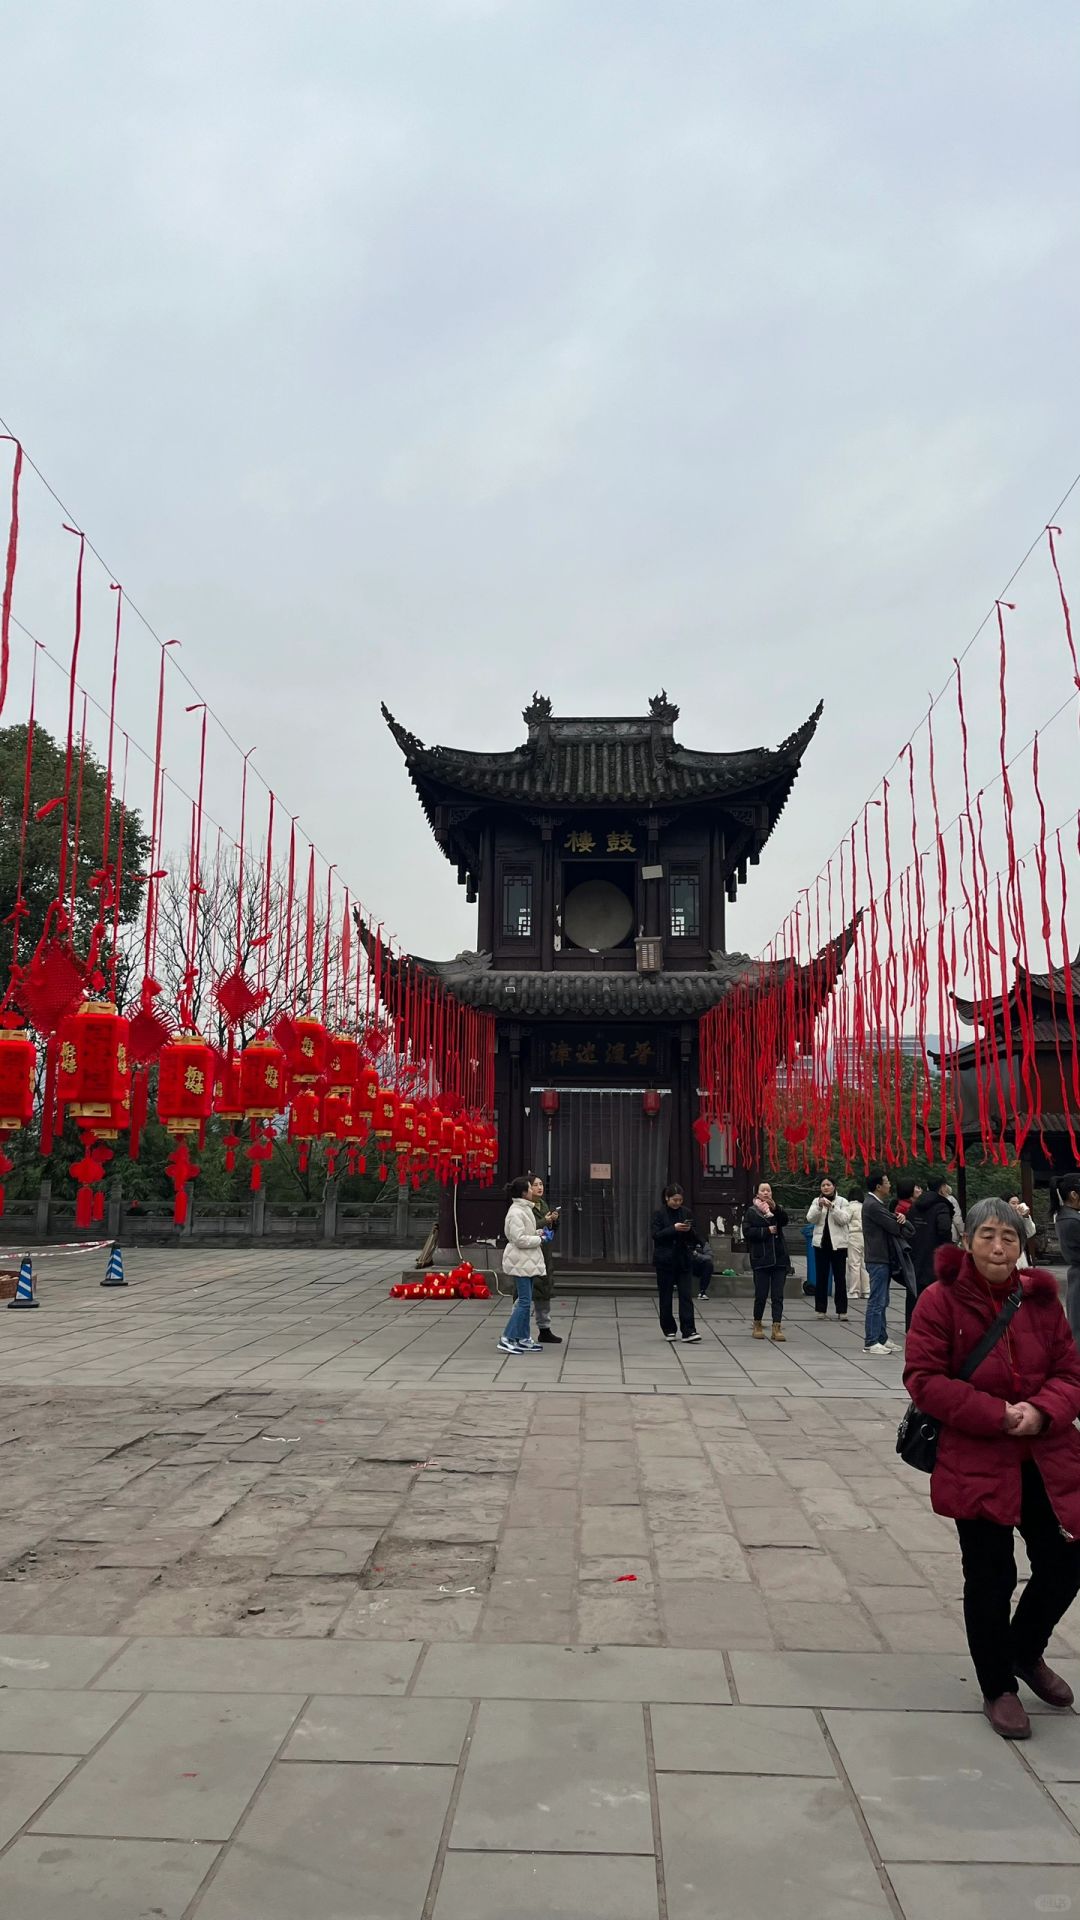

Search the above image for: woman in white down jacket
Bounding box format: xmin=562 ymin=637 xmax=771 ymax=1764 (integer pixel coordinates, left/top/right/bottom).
xmin=806 ymin=1176 xmax=852 ymax=1322
xmin=498 ymin=1176 xmax=547 ymax=1355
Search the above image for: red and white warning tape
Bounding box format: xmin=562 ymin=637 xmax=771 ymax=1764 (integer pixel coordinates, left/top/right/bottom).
xmin=0 ymin=1241 xmax=113 ymax=1260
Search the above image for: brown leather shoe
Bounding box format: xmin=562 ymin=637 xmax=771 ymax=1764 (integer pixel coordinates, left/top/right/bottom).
xmin=1017 ymin=1660 xmax=1075 ymax=1708
xmin=983 ymin=1692 xmax=1032 ymax=1739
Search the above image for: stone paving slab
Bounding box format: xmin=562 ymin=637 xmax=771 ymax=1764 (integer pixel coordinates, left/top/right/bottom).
xmin=283 ymin=1695 xmax=472 ymax=1763
xmin=886 ymin=1864 xmax=1080 ymax=1919
xmin=0 ymin=1753 xmax=78 ymax=1848
xmin=96 ymin=1634 xmax=419 ymax=1694
xmin=0 ymin=1835 xmax=221 ymax=1918
xmin=33 ymin=1691 xmax=302 ymax=1842
xmin=651 ymin=1702 xmax=835 ymax=1774
xmin=0 ymin=1689 xmax=135 ymax=1754
xmin=433 ymin=1852 xmax=662 ymax=1919
xmin=191 ymin=1760 xmax=455 ymax=1919
xmin=730 ymin=1650 xmax=984 ymax=1709
xmin=826 ymin=1709 xmax=1080 ymax=1863
xmin=657 ymin=1773 xmax=892 ymax=1919
xmin=451 ymin=1699 xmax=654 ymax=1852
xmin=0 ymin=1636 xmax=120 ymax=1688
xmin=416 ymin=1642 xmax=731 ymax=1701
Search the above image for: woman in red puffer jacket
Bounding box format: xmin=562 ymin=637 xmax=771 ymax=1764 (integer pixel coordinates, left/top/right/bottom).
xmin=904 ymin=1195 xmax=1080 ymax=1743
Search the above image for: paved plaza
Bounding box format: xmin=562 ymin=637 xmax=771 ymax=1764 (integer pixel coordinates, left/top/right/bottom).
xmin=0 ymin=1250 xmax=1078 ymax=1916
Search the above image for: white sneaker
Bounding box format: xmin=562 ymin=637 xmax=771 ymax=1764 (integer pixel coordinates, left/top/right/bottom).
xmin=497 ymin=1337 xmax=522 ymax=1354
xmin=863 ymin=1342 xmax=891 ymax=1356
xmin=517 ymin=1339 xmax=544 ymax=1351
xmin=882 ymin=1340 xmax=896 ymax=1354
xmin=663 ymin=1331 xmax=678 ymax=1341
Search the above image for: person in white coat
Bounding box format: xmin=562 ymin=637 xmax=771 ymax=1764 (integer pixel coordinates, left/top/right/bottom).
xmin=498 ymin=1176 xmax=546 ymax=1354
xmin=1009 ymin=1196 xmax=1039 ymax=1269
xmin=807 ymin=1177 xmax=852 ymax=1321
xmin=846 ymin=1187 xmax=870 ymax=1300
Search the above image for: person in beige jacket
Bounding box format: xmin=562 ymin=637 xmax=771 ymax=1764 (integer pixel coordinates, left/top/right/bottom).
xmin=497 ymin=1177 xmax=546 ymax=1355
xmin=845 ymin=1187 xmax=869 ymax=1300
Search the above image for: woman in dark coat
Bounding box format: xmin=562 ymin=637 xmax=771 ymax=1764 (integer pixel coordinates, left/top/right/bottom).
xmin=651 ymin=1184 xmax=704 ymax=1345
xmin=904 ymin=1196 xmax=1080 ymax=1740
xmin=743 ymin=1180 xmax=791 ymax=1342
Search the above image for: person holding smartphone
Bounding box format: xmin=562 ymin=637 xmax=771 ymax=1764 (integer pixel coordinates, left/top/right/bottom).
xmin=528 ymin=1174 xmax=562 ymax=1344
xmin=651 ymin=1184 xmax=704 ymax=1344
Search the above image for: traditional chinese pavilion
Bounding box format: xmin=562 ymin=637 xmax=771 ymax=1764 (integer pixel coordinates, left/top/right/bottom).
xmin=943 ymin=958 xmax=1080 ymax=1209
xmin=380 ymin=692 xmax=824 ymax=1267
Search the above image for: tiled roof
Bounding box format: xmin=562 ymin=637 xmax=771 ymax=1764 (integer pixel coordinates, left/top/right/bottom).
xmin=417 ymin=963 xmax=762 ymax=1020
xmin=382 ymin=701 xmax=822 ymax=812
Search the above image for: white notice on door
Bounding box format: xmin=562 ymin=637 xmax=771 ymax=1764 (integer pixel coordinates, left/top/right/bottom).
xmin=590 ymin=1163 xmax=612 ymax=1180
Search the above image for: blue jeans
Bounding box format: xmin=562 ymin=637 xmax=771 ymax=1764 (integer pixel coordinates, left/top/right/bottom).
xmin=865 ymin=1262 xmax=890 ymax=1348
xmin=503 ymin=1274 xmax=533 ymax=1345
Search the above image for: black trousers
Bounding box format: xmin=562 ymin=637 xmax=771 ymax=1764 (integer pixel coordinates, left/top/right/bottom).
xmin=657 ymin=1266 xmax=696 ymax=1337
xmin=814 ymin=1245 xmax=848 ymax=1316
xmin=955 ymin=1460 xmax=1080 ymax=1700
xmin=752 ymin=1268 xmax=787 ymax=1323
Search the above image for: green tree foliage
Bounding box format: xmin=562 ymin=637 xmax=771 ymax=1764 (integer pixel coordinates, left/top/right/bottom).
xmin=0 ymin=724 xmax=149 ymax=964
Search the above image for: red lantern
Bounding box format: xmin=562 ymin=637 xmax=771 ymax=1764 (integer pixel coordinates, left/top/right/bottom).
xmin=239 ymin=1037 xmax=287 ymax=1118
xmin=371 ymin=1087 xmax=399 ymax=1143
xmin=392 ymin=1098 xmax=416 ymax=1158
xmin=57 ymin=999 xmax=130 ymax=1128
xmin=356 ymin=1059 xmax=379 ymax=1121
xmin=642 ymin=1089 xmax=661 ymax=1119
xmin=213 ymin=1055 xmax=243 ymax=1118
xmin=540 ymin=1088 xmax=560 ymax=1116
xmin=212 ymin=1055 xmax=243 ymax=1170
xmin=326 ymin=1033 xmax=360 ymax=1094
xmin=157 ymin=1035 xmax=215 ymax=1137
xmin=280 ymin=1015 xmax=328 ymax=1088
xmin=0 ymin=1026 xmax=36 ymax=1134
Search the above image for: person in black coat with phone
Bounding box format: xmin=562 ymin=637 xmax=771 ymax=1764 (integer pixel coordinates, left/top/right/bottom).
xmin=651 ymin=1185 xmax=704 ymax=1344
xmin=743 ymin=1180 xmax=791 ymax=1342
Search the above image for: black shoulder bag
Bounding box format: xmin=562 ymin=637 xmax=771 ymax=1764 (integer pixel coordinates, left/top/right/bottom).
xmin=896 ymin=1283 xmax=1023 ymax=1473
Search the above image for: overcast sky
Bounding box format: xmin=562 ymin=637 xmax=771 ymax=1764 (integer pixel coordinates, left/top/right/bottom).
xmin=3 ymin=0 xmax=1079 ymax=963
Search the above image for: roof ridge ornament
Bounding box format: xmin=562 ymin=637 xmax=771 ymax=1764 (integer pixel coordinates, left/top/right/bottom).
xmin=523 ymin=691 xmax=553 ymax=726
xmin=648 ymin=690 xmax=680 ymax=722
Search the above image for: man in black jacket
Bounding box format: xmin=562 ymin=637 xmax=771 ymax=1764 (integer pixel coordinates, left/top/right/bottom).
xmin=651 ymin=1186 xmax=704 ymax=1344
xmin=862 ymin=1167 xmax=913 ymax=1357
xmin=906 ymin=1176 xmax=955 ymax=1327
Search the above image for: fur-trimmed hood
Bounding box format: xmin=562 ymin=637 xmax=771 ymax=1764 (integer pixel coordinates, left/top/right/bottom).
xmin=933 ymin=1242 xmax=1058 ymax=1302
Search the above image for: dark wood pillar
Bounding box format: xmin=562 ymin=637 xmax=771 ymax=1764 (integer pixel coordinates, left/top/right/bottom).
xmin=669 ymin=1024 xmax=695 ymax=1189
xmin=539 ymin=819 xmax=555 ymax=967
xmin=507 ymin=1024 xmax=525 ymax=1178
xmin=644 ymin=813 xmax=662 ymax=939
xmin=1020 ymin=1157 xmax=1035 ymax=1210
xmin=708 ymin=826 xmax=726 ymax=950
xmin=478 ymin=822 xmax=496 ymax=953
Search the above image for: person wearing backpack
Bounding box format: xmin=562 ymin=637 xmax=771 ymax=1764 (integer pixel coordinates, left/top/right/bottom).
xmin=903 ymin=1196 xmax=1080 ymax=1742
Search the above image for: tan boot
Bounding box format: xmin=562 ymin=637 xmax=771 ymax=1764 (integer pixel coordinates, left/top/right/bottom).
xmin=771 ymin=1322 xmax=786 ymax=1342
xmin=752 ymin=1320 xmax=765 ymax=1339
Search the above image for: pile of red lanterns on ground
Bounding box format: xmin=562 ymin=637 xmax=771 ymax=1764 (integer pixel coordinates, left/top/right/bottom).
xmin=389 ymin=1261 xmax=491 ymax=1301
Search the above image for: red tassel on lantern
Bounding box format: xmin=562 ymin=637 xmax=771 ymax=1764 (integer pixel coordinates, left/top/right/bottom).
xmin=165 ymin=1139 xmax=199 ymax=1224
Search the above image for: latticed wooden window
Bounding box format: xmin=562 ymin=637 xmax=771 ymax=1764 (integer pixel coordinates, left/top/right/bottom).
xmin=669 ymin=869 xmax=700 ymax=938
xmin=502 ymin=870 xmax=532 ymax=938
